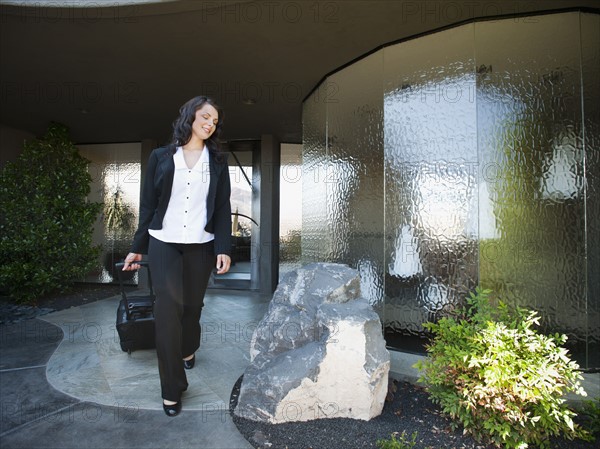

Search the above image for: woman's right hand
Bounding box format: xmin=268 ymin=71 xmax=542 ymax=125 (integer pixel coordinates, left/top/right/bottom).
xmin=122 ymin=253 xmax=143 ymax=271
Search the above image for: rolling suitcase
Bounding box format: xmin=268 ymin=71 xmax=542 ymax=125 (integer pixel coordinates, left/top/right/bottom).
xmin=115 ymin=261 xmax=156 ymax=354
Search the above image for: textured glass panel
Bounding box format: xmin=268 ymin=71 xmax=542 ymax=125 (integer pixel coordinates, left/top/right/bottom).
xmin=383 ymin=24 xmax=477 ymax=342
xmin=581 ymin=12 xmax=600 ymax=368
xmin=280 ymin=144 xmax=303 ymax=279
xmin=475 ymin=13 xmax=588 ymax=361
xmin=326 ymin=51 xmax=384 ymax=310
xmin=301 ymin=11 xmax=599 ymax=367
xmin=79 ymin=143 xmax=141 ymax=284
xmin=302 ymin=82 xmax=330 ymax=262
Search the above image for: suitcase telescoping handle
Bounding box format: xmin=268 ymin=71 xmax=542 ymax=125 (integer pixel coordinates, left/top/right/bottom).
xmin=114 ymin=261 xmax=155 ymax=318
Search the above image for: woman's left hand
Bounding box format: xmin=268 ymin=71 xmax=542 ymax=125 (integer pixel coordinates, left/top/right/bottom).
xmin=216 ymin=254 xmax=231 ymax=274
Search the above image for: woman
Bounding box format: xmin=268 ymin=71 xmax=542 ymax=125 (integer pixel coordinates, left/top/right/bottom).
xmin=122 ymin=96 xmax=232 ymax=417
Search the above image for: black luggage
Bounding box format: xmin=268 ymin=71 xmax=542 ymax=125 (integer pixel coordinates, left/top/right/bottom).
xmin=115 ymin=261 xmax=156 ymax=354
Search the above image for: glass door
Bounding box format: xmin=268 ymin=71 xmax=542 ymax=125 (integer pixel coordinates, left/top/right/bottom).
xmin=209 ymin=141 xmax=257 ymax=289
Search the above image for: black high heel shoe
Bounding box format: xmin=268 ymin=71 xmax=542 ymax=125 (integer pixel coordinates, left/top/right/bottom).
xmin=163 ymin=400 xmax=182 ymax=417
xmin=183 ymin=355 xmax=195 ymax=370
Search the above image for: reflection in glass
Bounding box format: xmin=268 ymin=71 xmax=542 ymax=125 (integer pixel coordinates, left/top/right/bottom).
xmin=383 ymin=23 xmax=477 ymax=344
xmin=78 ymin=143 xmax=141 ymax=284
xmin=303 ymin=51 xmax=385 ymax=311
xmin=475 ymin=12 xmax=589 ymax=364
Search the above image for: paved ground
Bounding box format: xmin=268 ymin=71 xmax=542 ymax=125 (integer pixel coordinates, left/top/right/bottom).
xmin=0 ymin=289 xmax=271 ymax=449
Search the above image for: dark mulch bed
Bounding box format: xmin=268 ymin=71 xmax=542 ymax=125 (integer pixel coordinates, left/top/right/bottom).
xmin=0 ymin=282 xmax=134 ymax=325
xmin=230 ymin=376 xmax=599 ymax=449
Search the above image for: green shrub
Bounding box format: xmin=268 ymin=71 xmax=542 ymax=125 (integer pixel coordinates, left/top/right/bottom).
xmin=579 ymin=397 xmax=600 ymax=435
xmin=376 ymin=431 xmax=418 ymax=449
xmin=414 ymin=287 xmax=591 ymax=449
xmin=0 ymin=123 xmax=102 ymax=303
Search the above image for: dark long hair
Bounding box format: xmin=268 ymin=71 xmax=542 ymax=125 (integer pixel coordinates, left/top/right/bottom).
xmin=169 ymin=96 xmax=224 ymax=158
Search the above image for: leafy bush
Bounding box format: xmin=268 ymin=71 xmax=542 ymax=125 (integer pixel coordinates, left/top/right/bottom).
xmin=376 ymin=431 xmax=418 ymax=449
xmin=579 ymin=397 xmax=600 ymax=435
xmin=414 ymin=287 xmax=591 ymax=449
xmin=0 ymin=123 xmax=102 ymax=303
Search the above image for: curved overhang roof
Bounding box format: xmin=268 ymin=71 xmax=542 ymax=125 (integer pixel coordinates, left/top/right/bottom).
xmin=1 ymin=0 xmax=597 ymax=144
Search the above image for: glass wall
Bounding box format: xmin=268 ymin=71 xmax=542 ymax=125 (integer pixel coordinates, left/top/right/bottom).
xmin=78 ymin=143 xmax=141 ymax=284
xmin=383 ymin=23 xmax=477 ymax=348
xmin=474 ymin=13 xmax=592 ymax=364
xmin=301 ymin=11 xmax=599 ymax=368
xmin=279 ymin=143 xmax=303 ymax=279
xmin=581 ymin=12 xmax=600 ymax=368
xmin=302 ymin=52 xmax=385 ymax=313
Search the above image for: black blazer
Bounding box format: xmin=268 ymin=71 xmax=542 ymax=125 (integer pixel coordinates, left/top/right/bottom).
xmin=131 ymin=146 xmax=232 ymax=256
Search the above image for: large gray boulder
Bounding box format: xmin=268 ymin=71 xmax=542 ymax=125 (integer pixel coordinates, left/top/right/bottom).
xmin=234 ymin=262 xmax=390 ymax=423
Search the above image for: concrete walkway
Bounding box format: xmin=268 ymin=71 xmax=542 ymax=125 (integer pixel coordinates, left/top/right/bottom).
xmin=0 ymin=289 xmax=271 ymax=449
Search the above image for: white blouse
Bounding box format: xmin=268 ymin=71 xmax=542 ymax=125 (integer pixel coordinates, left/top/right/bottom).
xmin=149 ymin=146 xmax=214 ymax=244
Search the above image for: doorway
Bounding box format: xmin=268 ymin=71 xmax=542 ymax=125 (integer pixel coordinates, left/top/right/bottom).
xmin=209 ymin=140 xmax=258 ymax=290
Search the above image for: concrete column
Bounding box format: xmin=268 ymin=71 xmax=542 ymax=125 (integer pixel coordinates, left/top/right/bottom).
xmin=251 ymin=135 xmax=280 ymax=294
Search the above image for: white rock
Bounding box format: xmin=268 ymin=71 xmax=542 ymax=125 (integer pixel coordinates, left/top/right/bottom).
xmin=235 ymin=263 xmax=390 ymax=423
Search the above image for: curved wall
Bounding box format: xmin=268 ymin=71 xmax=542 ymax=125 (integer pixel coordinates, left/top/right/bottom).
xmin=301 ymin=10 xmax=600 ymax=368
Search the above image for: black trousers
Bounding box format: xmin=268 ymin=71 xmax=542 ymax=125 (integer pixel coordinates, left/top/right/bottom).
xmin=148 ymin=236 xmax=215 ymax=402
